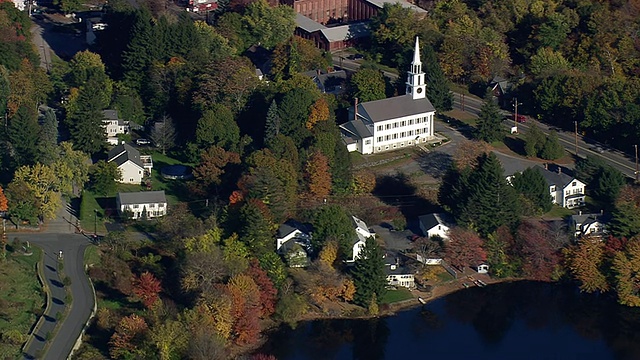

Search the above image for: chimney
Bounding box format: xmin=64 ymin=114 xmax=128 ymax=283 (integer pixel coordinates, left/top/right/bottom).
xmin=354 ymin=97 xmax=358 ymax=121
xmin=579 ymin=210 xmax=582 ymax=216
xmin=557 ymin=167 xmax=562 ymax=174
xmin=544 ymin=163 xmax=548 ymax=170
xmin=390 ymin=264 xmax=397 ymax=270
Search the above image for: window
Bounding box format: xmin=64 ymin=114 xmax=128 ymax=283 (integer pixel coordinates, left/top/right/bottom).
xmin=365 ymin=139 xmax=371 ymax=145
xmin=572 ymin=181 xmax=576 ymax=186
xmin=159 ymin=204 xmax=165 ymax=208
xmin=385 ymin=145 xmax=389 ymax=150
xmin=133 ymin=204 xmax=139 ymax=209
xmin=566 ymin=190 xmax=570 ymax=195
xmin=409 ymin=130 xmax=414 ymax=136
xmin=393 ymin=134 xmax=398 ymax=139
xmin=409 ymin=119 xmax=414 ymax=125
xmin=377 ymin=136 xmax=383 ymax=142
xmin=377 ymin=147 xmax=381 ymax=152
xmin=385 ymin=124 xmax=391 ymax=130
xmin=401 ymin=132 xmax=406 ymax=138
xmin=550 ymin=185 xmax=556 ymax=192
xmin=416 ymin=129 xmax=421 ymax=135
xmin=393 ymin=144 xmax=397 ymax=148
xmin=424 ymin=127 xmax=428 ymax=134
xmin=401 ymin=121 xmax=406 ymax=126
xmin=377 ymin=125 xmax=382 ymax=131
xmin=393 ymin=122 xmax=398 ymax=128
xmin=385 ymin=135 xmax=390 ymax=141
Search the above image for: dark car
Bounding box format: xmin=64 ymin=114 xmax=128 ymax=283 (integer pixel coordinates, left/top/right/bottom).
xmin=353 ymin=53 xmax=364 ymax=60
xmin=511 ymin=114 xmax=526 ymax=123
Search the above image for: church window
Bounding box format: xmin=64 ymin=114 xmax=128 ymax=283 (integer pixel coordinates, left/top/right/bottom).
xmin=365 ymin=139 xmax=371 ymax=145
xmin=416 ymin=129 xmax=421 ymax=135
xmin=424 ymin=127 xmax=428 ymax=134
xmin=377 ymin=125 xmax=382 ymax=131
xmin=385 ymin=135 xmax=390 ymax=141
xmin=393 ymin=144 xmax=397 ymax=148
xmin=408 ymin=141 xmax=413 ymax=145
xmin=393 ymin=122 xmax=398 ymax=128
xmin=418 ymin=76 xmax=421 ymax=85
xmin=409 ymin=130 xmax=414 ymax=136
xmin=377 ymin=147 xmax=381 ymax=151
xmin=401 ymin=132 xmax=406 ymax=137
xmin=409 ymin=119 xmax=414 ymax=125
xmin=393 ymin=134 xmax=398 ymax=139
xmin=385 ymin=124 xmax=391 ymax=130
xmin=401 ymin=121 xmax=406 ymax=126
xmin=385 ymin=145 xmax=389 ymax=150
xmin=377 ymin=136 xmax=382 ymax=142
xmin=401 ymin=142 xmax=405 ymax=147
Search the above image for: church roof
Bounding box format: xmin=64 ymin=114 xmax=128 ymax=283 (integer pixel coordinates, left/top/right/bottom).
xmin=340 ymin=119 xmax=373 ymax=139
xmin=356 ymin=95 xmax=435 ymax=123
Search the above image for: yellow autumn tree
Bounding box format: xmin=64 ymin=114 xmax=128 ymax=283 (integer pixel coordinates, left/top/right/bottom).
xmin=318 ymin=239 xmax=338 ymax=267
xmin=13 ymin=164 xmax=60 ymax=220
xmin=304 ymin=151 xmax=331 ymax=201
xmin=306 ymin=97 xmax=329 ymax=130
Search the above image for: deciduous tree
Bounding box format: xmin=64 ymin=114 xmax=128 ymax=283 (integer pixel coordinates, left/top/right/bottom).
xmin=304 ymin=151 xmax=332 ymax=201
xmin=515 ymin=220 xmax=560 ymax=281
xmin=564 ymin=238 xmax=609 ymax=293
xmin=241 ymin=0 xmax=295 ymax=49
xmin=89 ymin=160 xmax=121 ymax=195
xmin=349 ymin=68 xmax=386 ymax=103
xmin=195 ymin=105 xmax=239 ymax=151
xmin=132 ymin=271 xmax=162 ymax=308
xmin=246 ymin=258 xmax=277 ymax=317
xmin=192 ymin=146 xmax=241 ymax=195
xmin=53 ymin=142 xmax=90 ymax=197
xmin=445 ymin=227 xmax=486 ymax=270
xmin=612 ymin=238 xmax=640 ymax=307
xmin=109 ymin=314 xmax=149 ymax=359
xmin=13 ymin=164 xmax=60 ymax=220
xmin=306 ymin=97 xmax=330 ymax=130
xmin=539 ymin=131 xmax=565 ymax=160
xmin=150 ymin=114 xmax=177 ymax=155
xmin=0 ymin=185 xmax=7 ymax=212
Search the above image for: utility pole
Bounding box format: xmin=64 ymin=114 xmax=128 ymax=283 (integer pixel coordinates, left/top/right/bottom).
xmin=635 ymin=144 xmax=639 ymax=183
xmin=574 ymin=121 xmax=578 ymax=156
xmin=94 ymin=209 xmax=97 ymax=236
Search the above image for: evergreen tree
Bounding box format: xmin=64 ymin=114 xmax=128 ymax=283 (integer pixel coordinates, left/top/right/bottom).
xmin=423 ymin=44 xmax=453 ymax=112
xmin=524 ymin=124 xmax=545 ymax=157
xmin=593 ymin=166 xmax=626 ymax=206
xmin=461 ymin=153 xmax=519 ymax=236
xmin=278 ymin=88 xmax=316 ymax=146
xmin=351 ymin=236 xmax=387 ymax=307
xmin=312 ymin=205 xmax=355 ymax=256
xmin=511 ymin=167 xmax=553 ymax=214
xmin=332 ymin=137 xmax=352 ymax=194
xmin=38 ymin=108 xmax=59 ymax=166
xmin=438 ymin=165 xmax=472 ymax=219
xmin=575 ymin=155 xmax=606 ymax=186
xmin=89 ymin=160 xmax=121 ymax=196
xmin=539 ymin=130 xmax=565 ymax=160
xmin=239 ymin=200 xmax=275 ymax=256
xmin=264 ymin=100 xmax=281 ymax=145
xmin=67 ymin=81 xmax=107 ymax=155
xmin=122 ymin=10 xmax=161 ymax=90
xmin=475 ymin=96 xmax=504 ymax=143
xmin=7 ymin=106 xmax=39 ymax=167
xmin=0 ymin=66 xmax=9 ymax=118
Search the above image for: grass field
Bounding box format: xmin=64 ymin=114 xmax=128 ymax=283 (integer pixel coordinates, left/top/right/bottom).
xmin=381 ymin=289 xmax=414 ymax=304
xmin=544 ymin=205 xmax=574 ymax=219
xmin=83 ymin=245 xmax=101 ymax=267
xmin=0 ymin=247 xmax=44 ymax=358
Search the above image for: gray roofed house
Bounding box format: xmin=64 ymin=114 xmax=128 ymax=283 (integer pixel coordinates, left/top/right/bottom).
xmin=534 ymin=165 xmax=574 ymax=188
xmin=571 ymin=212 xmax=609 ymax=239
xmin=340 ymin=119 xmax=373 ymax=139
xmin=383 ymin=252 xmax=415 ymax=288
xmin=418 ymin=213 xmax=452 ymax=240
xmin=508 ymin=165 xmax=586 ymax=209
xmin=108 ymin=143 xmax=153 ymax=184
xmin=319 ymin=22 xmax=370 ymax=43
xmin=303 ymin=69 xmax=347 ymax=94
xmin=116 ymin=191 xmax=167 ymax=219
xmin=276 ymin=220 xmax=313 ymax=267
xmin=102 ymin=109 xmax=130 ymax=145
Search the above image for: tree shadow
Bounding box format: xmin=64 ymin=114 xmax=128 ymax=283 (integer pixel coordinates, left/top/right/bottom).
xmin=46 ymin=265 xmax=56 ymax=272
xmin=52 ymin=297 xmax=65 ymax=305
xmin=373 ymin=173 xmax=439 ymax=218
xmin=503 ymin=137 xmax=527 ymax=157
xmin=439 ymin=114 xmax=475 ymax=139
xmin=93 ymin=281 xmax=141 ymax=310
xmin=50 ymin=279 xmax=64 ymax=288
xmin=44 ymin=315 xmax=56 ymax=322
xmin=67 ymin=197 xmax=81 ymax=219
xmin=415 ymin=151 xmax=453 ymax=180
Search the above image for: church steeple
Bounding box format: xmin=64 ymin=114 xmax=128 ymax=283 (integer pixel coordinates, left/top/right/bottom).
xmin=406 ymin=36 xmax=426 ymax=100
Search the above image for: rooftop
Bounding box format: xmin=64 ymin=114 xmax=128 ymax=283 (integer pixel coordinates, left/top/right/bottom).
xmin=418 ymin=213 xmax=452 ymax=231
xmin=364 ymin=0 xmax=428 ymax=13
xmin=295 ymin=13 xmax=327 ymax=33
xmin=354 ymin=94 xmax=435 ymax=123
xmin=534 ymin=165 xmax=575 ymax=188
xmin=108 ymin=143 xmax=144 ymax=169
xmin=117 ymin=191 xmax=167 ymax=205
xmin=319 ymin=22 xmax=370 ymax=42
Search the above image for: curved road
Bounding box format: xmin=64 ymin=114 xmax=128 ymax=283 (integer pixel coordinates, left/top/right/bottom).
xmin=14 ymin=220 xmax=94 ymax=360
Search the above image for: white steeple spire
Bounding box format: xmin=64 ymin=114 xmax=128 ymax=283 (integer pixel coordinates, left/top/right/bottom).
xmin=413 ymin=36 xmax=421 ymax=65
xmin=406 ymin=36 xmax=426 ymax=100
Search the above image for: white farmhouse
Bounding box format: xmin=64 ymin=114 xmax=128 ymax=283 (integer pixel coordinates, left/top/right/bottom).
xmin=275 ymin=220 xmax=313 ymax=268
xmin=340 ymin=37 xmax=437 ymax=154
xmin=116 ymin=191 xmax=167 ymax=219
xmin=102 ymin=110 xmax=130 ymax=146
xmin=418 ymin=213 xmax=451 ymax=240
xmin=384 ymin=254 xmax=415 ymax=289
xmin=107 ymin=143 xmax=153 ymax=184
xmin=535 ymin=166 xmax=585 ymax=209
xmin=571 ymin=212 xmax=609 ymax=239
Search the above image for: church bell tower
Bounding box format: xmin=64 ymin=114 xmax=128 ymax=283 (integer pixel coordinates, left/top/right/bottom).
xmin=406 ymin=36 xmax=426 ymax=100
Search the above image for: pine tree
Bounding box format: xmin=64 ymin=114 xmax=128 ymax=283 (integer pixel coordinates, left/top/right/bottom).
xmin=512 ymin=167 xmax=553 ymax=214
xmin=475 ymin=96 xmax=504 ymax=143
xmin=7 ymin=106 xmax=39 ymax=167
xmin=122 ymin=10 xmax=161 ymax=90
xmin=67 ymin=82 xmax=107 ymax=155
xmin=540 ymin=130 xmax=564 ymax=160
xmin=38 ymin=108 xmax=59 ymax=165
xmin=423 ymin=44 xmax=453 ymax=111
xmin=524 ymin=124 xmax=546 ymax=157
xmin=461 ymin=153 xmax=519 ymax=236
xmin=351 ymin=236 xmax=387 ymax=307
xmin=264 ymin=100 xmax=281 ymax=145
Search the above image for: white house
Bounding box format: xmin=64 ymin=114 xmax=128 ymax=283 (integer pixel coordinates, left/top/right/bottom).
xmin=418 ymin=213 xmax=451 ymax=240
xmin=275 ymin=220 xmax=313 ymax=267
xmin=571 ymin=212 xmax=609 ymax=239
xmin=384 ymin=254 xmax=415 ymax=289
xmin=107 ymin=143 xmax=153 ymax=184
xmin=116 ymin=191 xmax=167 ymax=219
xmin=474 ymin=264 xmax=489 ymax=274
xmin=102 ymin=110 xmax=130 ymax=146
xmin=535 ymin=166 xmax=585 ymax=209
xmin=347 ymin=215 xmax=373 ymax=263
xmin=340 ymin=37 xmax=437 ymax=154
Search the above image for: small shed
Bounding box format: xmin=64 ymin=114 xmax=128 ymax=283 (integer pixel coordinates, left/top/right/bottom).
xmin=474 ymin=263 xmax=489 ymax=274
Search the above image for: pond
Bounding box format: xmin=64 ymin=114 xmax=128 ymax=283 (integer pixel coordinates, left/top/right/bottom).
xmin=259 ymin=282 xmax=640 ymax=360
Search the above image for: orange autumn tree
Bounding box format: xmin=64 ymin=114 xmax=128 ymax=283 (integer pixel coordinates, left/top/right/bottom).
xmin=109 ymin=314 xmax=149 ymax=359
xmin=304 ymin=151 xmax=331 ymax=201
xmin=0 ymin=186 xmax=7 ymax=212
xmin=227 ymin=274 xmax=261 ymax=345
xmin=132 ymin=272 xmax=162 ymax=309
xmin=245 ymin=259 xmax=277 ymax=317
xmin=0 ymin=185 xmax=6 ymax=261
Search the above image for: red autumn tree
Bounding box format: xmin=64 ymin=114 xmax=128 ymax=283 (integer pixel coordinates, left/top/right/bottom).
xmin=109 ymin=314 xmax=148 ymax=359
xmin=246 ymin=259 xmax=277 ymax=317
xmin=234 ymin=305 xmax=261 ymax=345
xmin=192 ymin=145 xmax=241 ymax=195
xmin=0 ymin=186 xmax=8 ymax=212
xmin=304 ymin=151 xmax=331 ymax=201
xmin=605 ymin=235 xmax=628 ymax=257
xmin=516 ymin=220 xmax=560 ymax=281
xmin=445 ymin=227 xmax=487 ymax=270
xmin=227 ymin=275 xmax=262 ymax=345
xmin=132 ymin=271 xmax=162 ymax=309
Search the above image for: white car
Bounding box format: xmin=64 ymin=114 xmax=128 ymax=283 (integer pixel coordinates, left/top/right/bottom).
xmin=136 ymin=138 xmax=151 ymax=146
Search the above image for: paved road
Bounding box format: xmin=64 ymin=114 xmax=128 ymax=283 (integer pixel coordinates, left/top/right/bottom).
xmin=12 ymin=198 xmax=94 ymax=360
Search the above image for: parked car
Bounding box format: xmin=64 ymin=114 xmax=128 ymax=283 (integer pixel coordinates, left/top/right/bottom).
xmin=511 ymin=114 xmax=526 ymax=123
xmin=136 ymin=138 xmax=151 ymax=146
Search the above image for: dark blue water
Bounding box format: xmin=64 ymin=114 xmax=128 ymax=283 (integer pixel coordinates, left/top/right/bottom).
xmin=259 ymin=282 xmax=640 ymax=360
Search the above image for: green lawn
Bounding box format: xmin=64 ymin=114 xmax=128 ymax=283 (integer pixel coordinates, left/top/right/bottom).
xmin=381 ymin=289 xmax=414 ymax=304
xmin=0 ymin=247 xmax=44 ymax=358
xmin=147 ymin=151 xmax=193 ymax=205
xmin=83 ymin=245 xmax=101 ymax=267
xmin=79 ymin=191 xmax=107 ymax=234
xmin=544 ymin=205 xmax=574 ymax=219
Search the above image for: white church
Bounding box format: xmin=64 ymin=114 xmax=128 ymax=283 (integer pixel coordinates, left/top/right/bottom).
xmin=340 ymin=37 xmax=437 ymax=155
